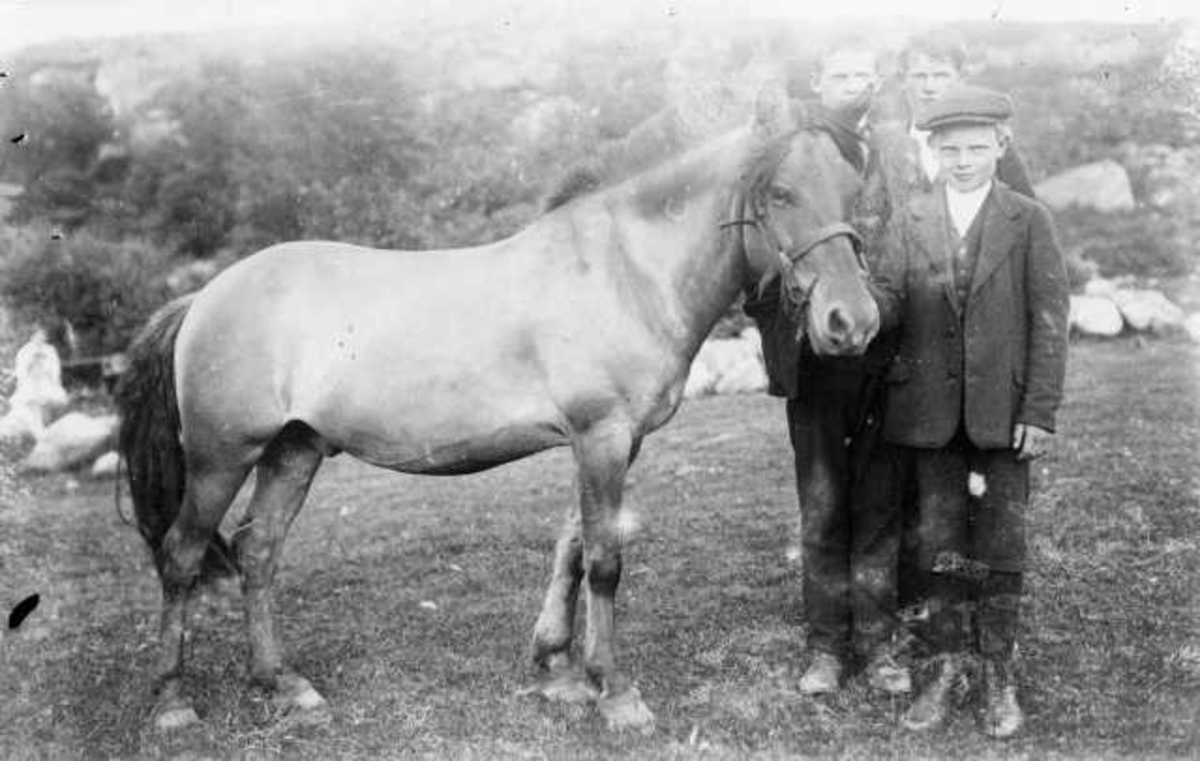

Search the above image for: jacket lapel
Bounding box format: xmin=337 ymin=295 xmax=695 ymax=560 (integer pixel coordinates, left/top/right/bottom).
xmin=970 ymin=184 xmax=1022 ymax=296
xmin=911 ymin=185 xmax=961 ymax=317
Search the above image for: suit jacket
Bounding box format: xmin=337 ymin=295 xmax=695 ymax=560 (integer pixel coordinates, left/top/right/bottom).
xmin=872 ymin=181 xmax=1069 ymax=449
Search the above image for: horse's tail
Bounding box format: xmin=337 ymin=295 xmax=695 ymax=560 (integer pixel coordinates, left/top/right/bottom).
xmin=114 ymin=294 xmax=239 ymax=582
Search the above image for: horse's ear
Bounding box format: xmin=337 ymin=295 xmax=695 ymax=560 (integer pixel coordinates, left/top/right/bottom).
xmin=753 ymin=79 xmax=796 ymax=138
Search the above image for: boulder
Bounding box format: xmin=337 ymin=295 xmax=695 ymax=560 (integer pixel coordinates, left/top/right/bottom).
xmin=1112 ymin=288 xmax=1185 ymax=334
xmin=1034 ymin=160 xmax=1135 ymax=212
xmin=1185 ymin=313 xmax=1200 ymax=343
xmin=21 ymin=412 xmax=118 ymax=473
xmin=0 ymin=330 xmax=68 ymax=442
xmin=90 ymin=450 xmax=121 ymax=479
xmin=713 ymin=328 xmax=767 ymax=395
xmin=684 ymin=328 xmax=767 ymax=398
xmin=1069 ymin=295 xmax=1123 ymax=338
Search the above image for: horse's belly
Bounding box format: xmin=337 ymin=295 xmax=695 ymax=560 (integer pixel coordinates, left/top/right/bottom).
xmin=294 ymin=357 xmax=570 ymax=474
xmin=341 ymin=420 xmax=567 ymax=475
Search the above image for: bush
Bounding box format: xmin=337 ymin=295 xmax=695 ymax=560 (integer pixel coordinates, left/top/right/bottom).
xmin=1054 ymin=206 xmax=1194 ymax=282
xmin=0 ymin=229 xmax=174 ymax=356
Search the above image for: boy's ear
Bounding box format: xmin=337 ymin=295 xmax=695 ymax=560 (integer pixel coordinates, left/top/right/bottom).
xmin=808 ymin=71 xmax=822 ymax=96
xmin=995 ymin=125 xmax=1011 ymax=156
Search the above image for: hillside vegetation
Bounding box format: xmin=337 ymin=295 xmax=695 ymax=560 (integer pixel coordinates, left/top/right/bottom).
xmin=0 ymin=16 xmax=1196 ymax=354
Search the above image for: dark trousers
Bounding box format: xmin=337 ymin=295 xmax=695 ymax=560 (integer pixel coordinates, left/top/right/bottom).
xmin=900 ymin=429 xmax=1027 ymax=660
xmin=786 ymin=357 xmax=905 ymax=660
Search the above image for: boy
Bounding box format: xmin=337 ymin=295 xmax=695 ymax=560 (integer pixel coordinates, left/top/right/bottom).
xmin=871 ymin=29 xmax=1036 ymax=198
xmin=748 ymin=37 xmax=912 ymax=698
xmin=872 ymin=84 xmax=1069 ymax=738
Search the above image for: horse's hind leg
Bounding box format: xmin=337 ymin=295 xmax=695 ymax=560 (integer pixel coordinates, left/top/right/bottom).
xmin=527 ymin=504 xmax=596 ymax=703
xmin=235 ymin=423 xmax=325 ymax=712
xmin=156 ymin=461 xmax=253 ymax=730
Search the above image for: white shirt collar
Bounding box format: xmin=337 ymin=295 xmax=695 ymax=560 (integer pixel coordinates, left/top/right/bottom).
xmin=945 ymin=180 xmax=993 ymax=238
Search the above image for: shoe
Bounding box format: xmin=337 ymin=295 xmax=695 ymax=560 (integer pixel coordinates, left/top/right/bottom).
xmin=981 ymin=659 xmax=1024 ymax=739
xmin=865 ymin=650 xmax=912 ymax=695
xmin=799 ymin=651 xmax=844 ymax=695
xmin=901 ymin=653 xmax=967 ymax=732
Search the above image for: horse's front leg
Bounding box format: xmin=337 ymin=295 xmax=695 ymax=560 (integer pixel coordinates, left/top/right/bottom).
xmin=527 ymin=505 xmax=598 ymax=703
xmin=573 ymin=418 xmax=655 ymax=732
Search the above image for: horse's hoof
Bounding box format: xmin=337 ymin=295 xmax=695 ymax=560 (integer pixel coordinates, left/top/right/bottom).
xmin=271 ymin=673 xmax=328 ymax=712
xmin=154 ymin=704 xmax=201 ymax=732
xmin=518 ymin=669 xmax=600 ymax=704
xmin=597 ymin=686 xmax=655 ymax=733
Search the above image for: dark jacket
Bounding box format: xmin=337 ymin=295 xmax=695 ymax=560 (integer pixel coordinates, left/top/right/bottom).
xmin=872 ymin=181 xmax=1069 ymax=449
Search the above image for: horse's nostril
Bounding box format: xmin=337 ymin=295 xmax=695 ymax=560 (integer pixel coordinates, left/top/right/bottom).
xmin=827 ymin=305 xmax=851 ymax=339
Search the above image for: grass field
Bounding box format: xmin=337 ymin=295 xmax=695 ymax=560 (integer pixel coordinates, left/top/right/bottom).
xmin=1 ymin=338 xmax=1198 ymax=759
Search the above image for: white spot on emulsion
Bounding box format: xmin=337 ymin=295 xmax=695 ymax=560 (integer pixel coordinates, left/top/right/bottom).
xmin=968 ymin=471 xmax=987 ymax=498
xmin=615 ymin=507 xmax=641 ymax=539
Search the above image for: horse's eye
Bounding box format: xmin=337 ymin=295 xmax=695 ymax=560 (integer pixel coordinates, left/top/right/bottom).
xmin=768 ymin=185 xmax=795 ymax=206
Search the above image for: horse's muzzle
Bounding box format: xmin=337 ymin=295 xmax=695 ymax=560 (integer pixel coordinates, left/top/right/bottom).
xmin=809 ymin=298 xmax=880 ymax=356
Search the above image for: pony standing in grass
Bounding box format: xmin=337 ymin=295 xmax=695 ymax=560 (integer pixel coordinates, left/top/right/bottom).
xmin=115 ymin=84 xmax=879 ymax=733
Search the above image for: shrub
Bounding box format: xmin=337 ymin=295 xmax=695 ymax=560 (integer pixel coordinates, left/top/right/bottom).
xmin=0 ymin=229 xmax=174 ymax=356
xmin=1053 ymin=206 xmax=1194 ymax=282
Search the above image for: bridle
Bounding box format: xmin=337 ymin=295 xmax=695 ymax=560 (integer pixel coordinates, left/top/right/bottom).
xmin=720 ymin=184 xmax=866 ymax=326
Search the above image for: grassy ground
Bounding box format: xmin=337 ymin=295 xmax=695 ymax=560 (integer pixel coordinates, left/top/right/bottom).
xmin=1 ymin=338 xmax=1197 ymax=759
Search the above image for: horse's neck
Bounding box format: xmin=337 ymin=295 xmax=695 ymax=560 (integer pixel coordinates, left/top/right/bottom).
xmin=607 ymin=130 xmax=753 ymax=358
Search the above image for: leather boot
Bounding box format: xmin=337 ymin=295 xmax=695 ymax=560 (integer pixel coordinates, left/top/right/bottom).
xmin=900 ymin=653 xmax=967 ymax=732
xmin=981 ymin=658 xmax=1024 ymax=739
xmin=864 ymin=648 xmax=912 ymax=695
xmin=799 ymin=651 xmax=844 ymax=695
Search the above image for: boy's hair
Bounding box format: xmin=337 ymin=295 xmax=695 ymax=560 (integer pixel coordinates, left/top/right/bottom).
xmin=899 ymin=29 xmax=968 ymax=73
xmin=813 ymin=32 xmax=880 ymax=75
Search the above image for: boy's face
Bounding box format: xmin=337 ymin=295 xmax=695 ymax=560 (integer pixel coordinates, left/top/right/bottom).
xmin=903 ymin=52 xmax=960 ymax=113
xmin=811 ymin=49 xmax=879 ymax=110
xmin=930 ymin=124 xmax=1005 ymax=192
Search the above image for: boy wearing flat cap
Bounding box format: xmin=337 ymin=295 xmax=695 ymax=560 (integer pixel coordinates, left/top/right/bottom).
xmin=872 ymin=83 xmax=1069 ymax=738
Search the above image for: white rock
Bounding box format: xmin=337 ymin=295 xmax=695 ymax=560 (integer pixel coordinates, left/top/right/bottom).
xmin=21 ymin=412 xmax=118 ymax=473
xmin=90 ymin=450 xmax=121 ymax=479
xmin=1185 ymin=313 xmax=1200 ymax=343
xmin=0 ymin=330 xmax=68 ymax=441
xmin=1069 ymin=295 xmax=1124 ymax=337
xmin=685 ymin=330 xmax=767 ymax=398
xmin=1034 ymin=160 xmax=1136 ymax=212
xmin=683 ymin=356 xmax=718 ymax=399
xmin=1112 ymin=288 xmax=1185 ymax=333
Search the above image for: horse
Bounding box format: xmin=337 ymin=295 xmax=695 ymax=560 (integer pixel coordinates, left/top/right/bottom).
xmin=114 ymin=84 xmax=880 ymax=734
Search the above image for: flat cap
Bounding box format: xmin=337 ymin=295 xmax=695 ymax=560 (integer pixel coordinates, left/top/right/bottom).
xmin=915 ymin=84 xmax=1014 ymax=131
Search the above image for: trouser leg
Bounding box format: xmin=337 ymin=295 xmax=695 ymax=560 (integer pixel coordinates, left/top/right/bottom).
xmin=909 ymin=439 xmax=972 ymax=655
xmin=969 ymin=447 xmax=1029 ymax=660
xmin=787 ymin=386 xmax=853 ymax=657
xmin=847 ymin=392 xmax=905 ymax=659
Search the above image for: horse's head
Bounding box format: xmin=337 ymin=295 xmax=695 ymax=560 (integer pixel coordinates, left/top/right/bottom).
xmin=739 ymin=84 xmax=880 ymax=356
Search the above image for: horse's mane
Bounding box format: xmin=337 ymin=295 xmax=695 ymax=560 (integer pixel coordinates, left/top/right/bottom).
xmin=542 ymin=98 xmax=867 ymax=214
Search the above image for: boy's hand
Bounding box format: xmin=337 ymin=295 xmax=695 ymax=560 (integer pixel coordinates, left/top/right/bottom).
xmin=1012 ymin=423 xmax=1052 ymax=460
